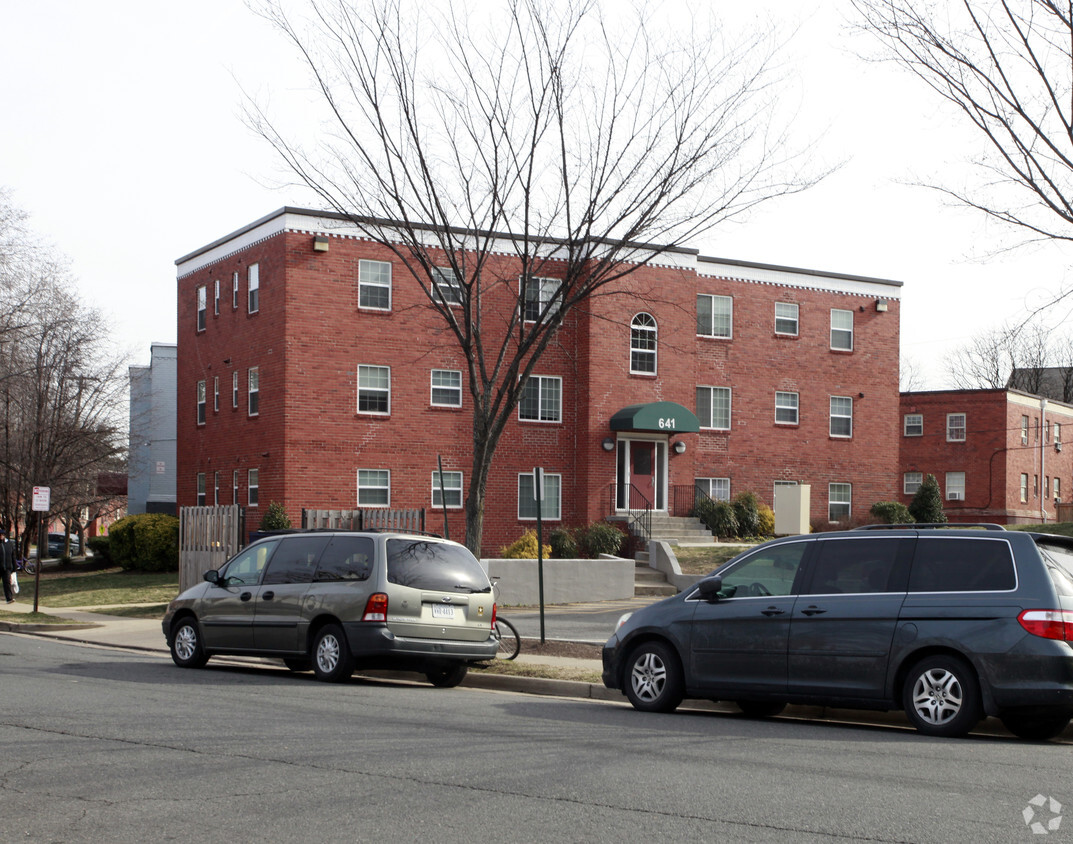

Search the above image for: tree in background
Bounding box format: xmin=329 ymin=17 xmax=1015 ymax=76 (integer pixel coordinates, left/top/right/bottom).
xmin=248 ymin=0 xmax=823 ymax=555
xmin=909 ymin=474 xmax=947 ymax=523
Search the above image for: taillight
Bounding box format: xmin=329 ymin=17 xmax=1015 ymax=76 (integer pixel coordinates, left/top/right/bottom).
xmin=492 ymin=603 xmax=497 ymax=628
xmin=362 ymin=593 xmax=388 ymax=622
xmin=1018 ymin=609 xmax=1073 ymax=641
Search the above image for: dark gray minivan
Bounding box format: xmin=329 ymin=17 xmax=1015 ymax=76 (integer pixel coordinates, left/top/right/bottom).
xmin=163 ymin=530 xmax=499 ymax=687
xmin=603 ymin=526 xmax=1073 ymax=739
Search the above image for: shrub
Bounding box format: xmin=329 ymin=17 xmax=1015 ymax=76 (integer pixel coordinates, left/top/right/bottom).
xmin=108 ymin=513 xmax=180 ymax=572
xmin=756 ymin=502 xmax=775 ymax=537
xmin=499 ymin=529 xmax=551 ymax=559
xmin=909 ymin=474 xmax=947 ymax=523
xmin=259 ymin=501 xmax=292 ymax=531
xmin=549 ymin=527 xmax=579 ymax=559
xmin=732 ymin=491 xmax=761 ymax=537
xmin=86 ymin=535 xmax=112 ymax=563
xmin=870 ymin=501 xmax=914 ymax=524
xmin=579 ymin=521 xmax=625 ymax=557
xmin=696 ymin=497 xmax=739 ymax=539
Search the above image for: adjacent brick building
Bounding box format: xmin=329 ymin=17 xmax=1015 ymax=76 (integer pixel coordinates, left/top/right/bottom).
xmin=899 ymin=389 xmax=1073 ymax=524
xmin=175 ymin=207 xmax=903 ymax=551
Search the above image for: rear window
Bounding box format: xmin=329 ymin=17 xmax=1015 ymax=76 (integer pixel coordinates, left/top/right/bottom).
xmin=1036 ymin=541 xmax=1073 ymax=597
xmin=386 ymin=538 xmax=490 ymax=593
xmin=263 ymin=536 xmax=330 ymax=584
xmin=315 ymin=536 xmax=375 ymax=582
xmin=908 ymin=538 xmax=1016 ymax=592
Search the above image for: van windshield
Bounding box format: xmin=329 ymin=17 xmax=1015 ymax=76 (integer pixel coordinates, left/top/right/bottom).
xmin=386 ymin=539 xmax=491 ymax=592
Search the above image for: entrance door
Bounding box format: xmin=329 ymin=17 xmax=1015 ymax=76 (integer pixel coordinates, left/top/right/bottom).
xmin=630 ymin=442 xmax=656 ymax=508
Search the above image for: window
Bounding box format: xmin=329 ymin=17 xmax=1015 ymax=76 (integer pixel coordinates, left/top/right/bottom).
xmin=904 ymin=414 xmax=923 ymax=437
xmin=718 ymin=541 xmax=808 ymax=598
xmin=829 ymin=482 xmax=852 ymax=522
xmin=1056 ymin=423 xmax=1062 ymax=448
xmin=518 ymin=472 xmax=561 ymax=520
xmin=830 ymin=309 xmax=853 ymax=350
xmin=1021 ymin=473 xmax=1029 ymax=503
xmin=248 ymin=367 xmax=259 ymax=416
xmin=248 ymin=468 xmax=259 ymax=507
xmin=519 ymin=375 xmax=561 ymax=423
xmin=521 ymin=275 xmax=560 ymax=322
xmin=196 ymin=473 xmax=206 ymax=506
xmin=630 ymin=313 xmax=657 ymax=374
xmin=359 ymin=260 xmax=392 ymax=310
xmin=213 ymin=377 xmax=219 ymax=413
xmin=358 ymin=469 xmax=390 ymax=506
xmin=196 ymin=286 xmax=206 ymax=332
xmin=432 ymin=267 xmax=463 ymax=306
xmin=1022 ymin=415 xmax=1029 ymax=445
xmin=233 ymin=470 xmax=239 ymax=505
xmin=432 ymin=470 xmax=463 ymax=508
xmin=1035 ymin=474 xmax=1040 ymax=498
xmin=697 ymin=294 xmax=732 ymax=338
xmin=213 ymin=471 xmax=220 ymax=506
xmin=248 ymin=263 xmax=259 ymax=314
xmin=696 ymin=477 xmax=730 ymax=502
xmin=946 ymin=471 xmax=965 ymax=501
xmin=775 ymin=302 xmax=798 ymax=336
xmin=314 ymin=536 xmax=374 ymax=582
xmin=232 ymin=272 xmax=239 ymax=309
xmin=232 ymin=371 xmax=239 ymax=409
xmin=1035 ymin=416 xmax=1040 ymax=442
xmin=947 ymin=413 xmax=966 ymax=442
xmin=263 ymin=535 xmax=329 ymax=585
xmin=1056 ymin=477 xmax=1062 ymax=503
xmin=213 ymin=279 xmax=220 ymax=315
xmin=431 ymin=369 xmax=462 ymax=407
xmin=357 ymin=365 xmax=390 ymax=414
xmin=908 ymin=538 xmax=1015 ymax=592
xmin=196 ymin=380 xmax=206 ymax=425
xmin=904 ymin=472 xmax=923 ymax=495
xmin=775 ymin=391 xmax=799 ymax=425
xmin=221 ymin=539 xmax=279 ymax=586
xmin=805 ymin=538 xmax=905 ymax=595
xmin=697 ymin=386 xmax=731 ymax=430
xmin=830 ymin=396 xmax=853 ymax=438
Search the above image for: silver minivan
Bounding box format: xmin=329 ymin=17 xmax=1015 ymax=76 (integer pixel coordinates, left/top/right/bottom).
xmin=163 ymin=531 xmax=498 ymax=686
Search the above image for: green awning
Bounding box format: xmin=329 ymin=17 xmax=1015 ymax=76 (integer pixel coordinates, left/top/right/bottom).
xmin=609 ymin=401 xmax=700 ymax=434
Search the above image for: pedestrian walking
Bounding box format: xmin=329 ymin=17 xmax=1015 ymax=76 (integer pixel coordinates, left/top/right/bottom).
xmin=1 ymin=528 xmax=14 ymax=603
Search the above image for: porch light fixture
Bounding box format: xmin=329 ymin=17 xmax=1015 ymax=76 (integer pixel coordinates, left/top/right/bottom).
xmin=602 ymin=437 xmax=615 ymax=451
xmin=313 ymin=235 xmax=330 ymax=252
xmin=673 ymin=440 xmax=686 ymax=454
xmin=875 ymin=298 xmax=889 ymax=312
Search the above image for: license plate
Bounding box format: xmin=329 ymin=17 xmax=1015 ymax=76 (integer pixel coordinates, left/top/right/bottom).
xmin=431 ymin=604 xmax=455 ymax=619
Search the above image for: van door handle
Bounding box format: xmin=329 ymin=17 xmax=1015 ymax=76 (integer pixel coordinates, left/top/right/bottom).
xmin=801 ymin=606 xmax=827 ymax=616
xmin=761 ymin=606 xmax=785 ymax=616
xmin=262 ymin=591 xmax=274 ymax=601
xmin=240 ymin=592 xmax=252 ymax=602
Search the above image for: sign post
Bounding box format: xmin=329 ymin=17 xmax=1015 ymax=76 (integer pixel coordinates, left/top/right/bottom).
xmin=31 ymin=486 xmax=50 ymax=614
xmin=534 ymin=467 xmax=546 ymax=643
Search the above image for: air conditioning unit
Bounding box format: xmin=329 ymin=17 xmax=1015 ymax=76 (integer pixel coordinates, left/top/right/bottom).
xmin=947 ymin=492 xmax=963 ymax=501
xmin=1056 ymin=441 xmax=1062 ymax=452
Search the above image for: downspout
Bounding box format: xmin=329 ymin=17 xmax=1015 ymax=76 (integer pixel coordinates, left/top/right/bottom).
xmin=1041 ymin=397 xmax=1048 ymax=524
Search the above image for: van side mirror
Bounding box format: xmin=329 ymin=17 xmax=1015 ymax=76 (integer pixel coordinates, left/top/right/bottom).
xmin=697 ymin=576 xmax=723 ymax=602
xmin=203 ymin=570 xmax=220 ymax=585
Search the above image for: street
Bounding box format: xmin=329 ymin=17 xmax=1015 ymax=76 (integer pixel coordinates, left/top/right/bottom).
xmin=2 ymin=634 xmax=1071 ymax=843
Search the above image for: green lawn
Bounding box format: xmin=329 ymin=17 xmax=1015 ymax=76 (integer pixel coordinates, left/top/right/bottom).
xmin=25 ymin=567 xmax=179 ymax=608
xmin=671 ymin=544 xmax=752 ymax=575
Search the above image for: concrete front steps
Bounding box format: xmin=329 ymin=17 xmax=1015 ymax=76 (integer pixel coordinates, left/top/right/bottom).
xmin=647 ymin=514 xmax=715 ymax=544
xmin=634 ymin=554 xmax=678 ymax=596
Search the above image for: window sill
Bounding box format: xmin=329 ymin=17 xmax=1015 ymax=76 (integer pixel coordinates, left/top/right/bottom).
xmin=696 ymin=334 xmax=733 ymax=341
xmin=774 ymin=333 xmax=799 ymax=340
xmin=430 ymin=404 xmax=463 ymax=411
xmin=829 ymin=348 xmax=853 ymax=354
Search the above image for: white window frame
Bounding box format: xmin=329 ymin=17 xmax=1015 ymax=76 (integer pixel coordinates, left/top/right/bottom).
xmin=232 ymin=470 xmax=239 ymax=505
xmin=432 ymin=267 xmax=463 ymax=306
xmin=196 ymin=285 xmax=206 ymax=332
xmin=248 ymin=263 xmax=260 ymax=314
xmin=696 ymin=477 xmax=730 ymax=502
xmin=829 ymin=482 xmax=851 ymax=522
xmin=1021 ymin=415 xmax=1029 ymax=445
xmin=213 ymin=279 xmax=220 ymax=315
xmin=432 ymin=470 xmax=463 ymax=508
xmin=904 ymin=472 xmax=923 ymax=495
xmin=904 ymin=414 xmax=923 ymax=437
xmin=774 ymin=302 xmax=798 ymax=336
xmin=431 ymin=369 xmax=462 ymax=408
xmin=518 ymin=472 xmax=562 ymax=520
xmin=196 ymin=380 xmax=206 ymax=425
xmin=248 ymin=468 xmax=259 ymax=508
xmin=697 ymin=294 xmax=733 ymax=339
xmin=357 ymin=469 xmax=390 ymax=507
xmin=830 ymin=395 xmax=853 ymax=438
xmin=1055 ymin=476 xmax=1062 ymax=503
xmin=945 ymin=471 xmax=965 ymax=501
xmin=697 ymin=386 xmax=731 ymax=430
xmin=518 ymin=375 xmax=562 ymax=423
xmin=248 ymin=367 xmax=259 ymax=417
xmin=359 ymin=260 xmax=392 ymax=311
xmin=947 ymin=413 xmax=966 ymax=442
xmin=1021 ymin=473 xmax=1029 ymax=503
xmin=213 ymin=376 xmax=219 ymax=413
xmin=357 ymin=365 xmax=391 ymax=415
xmin=830 ymin=308 xmax=853 ymax=351
xmin=521 ymin=275 xmax=561 ymax=323
xmin=775 ymin=391 xmax=799 ymax=425
xmin=232 ymin=272 xmax=239 ymax=310
xmin=630 ymin=313 xmax=657 ymax=374
xmin=197 ymin=473 xmax=206 ymax=507
xmin=232 ymin=371 xmax=239 ymax=409
xmin=213 ymin=471 xmax=220 ymax=506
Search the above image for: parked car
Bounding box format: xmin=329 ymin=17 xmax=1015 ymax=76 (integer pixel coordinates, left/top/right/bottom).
xmin=46 ymin=533 xmax=81 ymax=557
xmin=163 ymin=530 xmax=499 ymax=686
xmin=603 ymin=525 xmax=1073 ymax=739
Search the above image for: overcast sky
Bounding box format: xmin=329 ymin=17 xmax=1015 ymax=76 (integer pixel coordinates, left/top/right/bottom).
xmin=3 ymin=0 xmax=1071 ymax=390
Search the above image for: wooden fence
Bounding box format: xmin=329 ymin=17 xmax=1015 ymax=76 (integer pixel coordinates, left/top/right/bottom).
xmin=178 ymin=505 xmax=245 ymax=593
xmin=302 ymin=508 xmax=426 ymax=532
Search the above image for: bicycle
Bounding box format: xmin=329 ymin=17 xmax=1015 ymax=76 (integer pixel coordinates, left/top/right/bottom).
xmin=491 ymin=577 xmax=521 ymax=660
xmin=15 ymin=557 xmax=35 ymax=576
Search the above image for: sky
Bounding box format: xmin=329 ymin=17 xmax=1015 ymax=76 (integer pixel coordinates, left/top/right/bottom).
xmin=3 ymin=0 xmax=1072 ymax=390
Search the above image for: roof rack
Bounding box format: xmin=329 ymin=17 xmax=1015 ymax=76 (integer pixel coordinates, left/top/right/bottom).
xmin=852 ymin=523 xmax=1007 ymax=532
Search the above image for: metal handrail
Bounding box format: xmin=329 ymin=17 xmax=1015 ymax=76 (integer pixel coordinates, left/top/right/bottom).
xmin=607 ymin=482 xmax=653 ymax=543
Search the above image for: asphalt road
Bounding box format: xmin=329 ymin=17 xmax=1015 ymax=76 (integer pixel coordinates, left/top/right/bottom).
xmin=3 ymin=634 xmax=1071 ymax=843
xmin=505 ymin=596 xmax=661 ymax=644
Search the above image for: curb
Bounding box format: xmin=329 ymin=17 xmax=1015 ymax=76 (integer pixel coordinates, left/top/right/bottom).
xmin=0 ymin=620 xmax=100 ymax=634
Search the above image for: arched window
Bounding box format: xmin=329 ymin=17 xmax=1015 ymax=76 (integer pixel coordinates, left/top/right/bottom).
xmin=630 ymin=313 xmax=657 ymax=374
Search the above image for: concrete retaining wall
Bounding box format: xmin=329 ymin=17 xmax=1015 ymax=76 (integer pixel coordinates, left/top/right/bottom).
xmin=483 ymin=557 xmax=634 ymax=606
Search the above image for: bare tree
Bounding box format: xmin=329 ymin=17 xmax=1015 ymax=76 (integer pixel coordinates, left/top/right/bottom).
xmin=947 ymin=324 xmax=1018 ymax=388
xmin=248 ymin=0 xmax=822 ymax=554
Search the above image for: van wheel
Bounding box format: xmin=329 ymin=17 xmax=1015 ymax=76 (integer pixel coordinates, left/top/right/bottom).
xmin=426 ymin=663 xmax=468 ymax=688
xmin=736 ymin=700 xmax=787 ymax=718
xmin=312 ymin=624 xmax=353 ymax=683
xmin=902 ymin=655 xmax=981 ymax=737
xmin=1000 ymin=707 xmax=1073 ymax=741
xmin=170 ymin=618 xmax=209 ymax=669
xmin=624 ymin=641 xmax=684 ymax=713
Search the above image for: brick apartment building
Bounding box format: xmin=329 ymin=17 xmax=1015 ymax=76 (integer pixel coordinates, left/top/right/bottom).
xmin=900 ymin=388 xmax=1073 ymax=524
xmin=175 ymin=207 xmax=903 ymax=551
